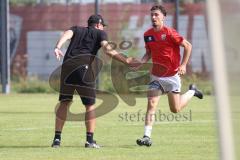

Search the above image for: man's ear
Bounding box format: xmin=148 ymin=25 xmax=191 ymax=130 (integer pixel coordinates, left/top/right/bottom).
xmin=163 ymin=16 xmax=166 ymax=21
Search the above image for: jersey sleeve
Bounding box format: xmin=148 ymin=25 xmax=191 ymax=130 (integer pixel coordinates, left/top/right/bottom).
xmin=170 ymin=28 xmax=184 ymax=45
xmin=144 ymin=34 xmax=151 ymax=55
xmin=69 ymin=26 xmax=78 ymax=34
xmin=99 ymin=31 xmax=108 ymax=41
xmin=145 ymin=43 xmax=151 ymax=55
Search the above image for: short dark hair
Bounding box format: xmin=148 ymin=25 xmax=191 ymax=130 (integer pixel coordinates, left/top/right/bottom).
xmin=87 ymin=14 xmax=107 ymax=27
xmin=151 ymin=5 xmax=167 ymax=16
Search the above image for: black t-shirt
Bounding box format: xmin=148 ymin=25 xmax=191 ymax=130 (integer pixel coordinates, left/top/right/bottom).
xmin=63 ymin=26 xmax=108 ymax=61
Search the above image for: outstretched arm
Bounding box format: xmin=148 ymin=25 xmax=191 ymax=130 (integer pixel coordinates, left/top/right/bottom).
xmin=141 ymin=49 xmax=151 ymax=64
xmin=54 ymin=30 xmax=74 ymax=61
xmin=178 ymin=39 xmax=192 ymax=75
xmin=101 ymin=40 xmax=139 ymax=66
xmin=129 ymin=48 xmax=151 ymax=70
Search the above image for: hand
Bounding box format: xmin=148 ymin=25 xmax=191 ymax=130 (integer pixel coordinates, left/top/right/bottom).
xmin=178 ymin=64 xmax=186 ymax=75
xmin=54 ymin=48 xmax=64 ymax=61
xmin=126 ymin=57 xmax=142 ymax=70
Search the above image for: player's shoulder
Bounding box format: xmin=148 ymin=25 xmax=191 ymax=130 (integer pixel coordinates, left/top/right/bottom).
xmin=95 ymin=28 xmax=108 ymax=38
xmin=69 ymin=25 xmax=86 ymax=33
xmin=144 ymin=26 xmax=176 ymax=35
xmin=163 ymin=26 xmax=178 ymax=35
xmin=144 ymin=28 xmax=158 ymax=36
xmin=88 ymin=26 xmax=107 ymax=34
xmin=98 ymin=29 xmax=107 ymax=35
xmin=144 ymin=28 xmax=154 ymax=36
xmin=88 ymin=27 xmax=108 ymax=41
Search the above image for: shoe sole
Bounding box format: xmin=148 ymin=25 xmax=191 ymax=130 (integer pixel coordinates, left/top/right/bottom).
xmin=51 ymin=145 xmax=60 ymax=148
xmin=189 ymin=84 xmax=203 ymax=99
xmin=136 ymin=139 xmax=152 ymax=147
xmin=136 ymin=139 xmax=143 ymax=146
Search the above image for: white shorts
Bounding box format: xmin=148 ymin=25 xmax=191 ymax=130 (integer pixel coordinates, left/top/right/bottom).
xmin=148 ymin=73 xmax=181 ymax=94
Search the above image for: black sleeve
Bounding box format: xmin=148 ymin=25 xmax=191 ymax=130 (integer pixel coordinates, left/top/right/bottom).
xmin=99 ymin=30 xmax=108 ymax=42
xmin=69 ymin=26 xmax=78 ymax=34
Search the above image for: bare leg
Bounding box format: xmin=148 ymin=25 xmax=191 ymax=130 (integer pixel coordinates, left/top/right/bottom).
xmin=167 ymin=90 xmax=194 ymax=113
xmin=136 ymin=90 xmax=160 ymax=146
xmin=55 ymin=101 xmax=72 ymax=131
xmin=145 ymin=90 xmax=161 ymax=126
xmin=142 ymin=90 xmax=161 ymax=138
xmin=85 ymin=104 xmax=96 ymax=133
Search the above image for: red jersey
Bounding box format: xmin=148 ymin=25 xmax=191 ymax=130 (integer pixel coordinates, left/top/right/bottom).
xmin=144 ymin=26 xmax=183 ymax=77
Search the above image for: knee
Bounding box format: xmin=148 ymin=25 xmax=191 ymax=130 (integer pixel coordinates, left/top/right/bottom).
xmin=85 ymin=105 xmax=95 ymax=112
xmin=56 ymin=101 xmax=71 ymax=114
xmin=148 ymin=98 xmax=158 ymax=110
xmin=60 ymin=100 xmax=72 ymax=107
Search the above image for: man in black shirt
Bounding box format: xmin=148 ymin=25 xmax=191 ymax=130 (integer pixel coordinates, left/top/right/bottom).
xmin=52 ymin=14 xmax=137 ymax=148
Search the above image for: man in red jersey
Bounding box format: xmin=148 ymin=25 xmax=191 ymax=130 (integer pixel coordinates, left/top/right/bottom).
xmin=135 ymin=5 xmax=203 ymax=147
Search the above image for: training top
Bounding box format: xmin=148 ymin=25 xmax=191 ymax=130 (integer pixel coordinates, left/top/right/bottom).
xmin=144 ymin=26 xmax=183 ymax=77
xmin=63 ymin=26 xmax=108 ymax=61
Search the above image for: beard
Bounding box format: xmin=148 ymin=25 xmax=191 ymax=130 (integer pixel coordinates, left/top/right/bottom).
xmin=152 ymin=23 xmax=157 ymax=27
xmin=152 ymin=20 xmax=163 ymax=29
xmin=152 ymin=22 xmax=157 ymax=28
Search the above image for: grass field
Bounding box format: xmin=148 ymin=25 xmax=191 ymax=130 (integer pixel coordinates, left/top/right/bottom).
xmin=0 ymin=94 xmax=219 ymax=160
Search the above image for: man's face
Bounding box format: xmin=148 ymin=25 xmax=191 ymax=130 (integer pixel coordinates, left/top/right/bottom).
xmin=96 ymin=23 xmax=104 ymax=30
xmin=151 ymin=10 xmax=165 ymax=27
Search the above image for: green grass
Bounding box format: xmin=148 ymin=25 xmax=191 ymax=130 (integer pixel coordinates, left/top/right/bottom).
xmin=0 ymin=94 xmax=219 ymax=160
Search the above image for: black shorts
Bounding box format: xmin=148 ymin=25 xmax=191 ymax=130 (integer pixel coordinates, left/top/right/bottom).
xmin=59 ymin=58 xmax=96 ymax=106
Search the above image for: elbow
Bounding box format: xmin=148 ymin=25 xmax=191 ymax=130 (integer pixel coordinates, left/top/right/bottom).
xmin=188 ymin=42 xmax=192 ymax=50
xmin=189 ymin=43 xmax=192 ymax=50
xmin=186 ymin=42 xmax=192 ymax=53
